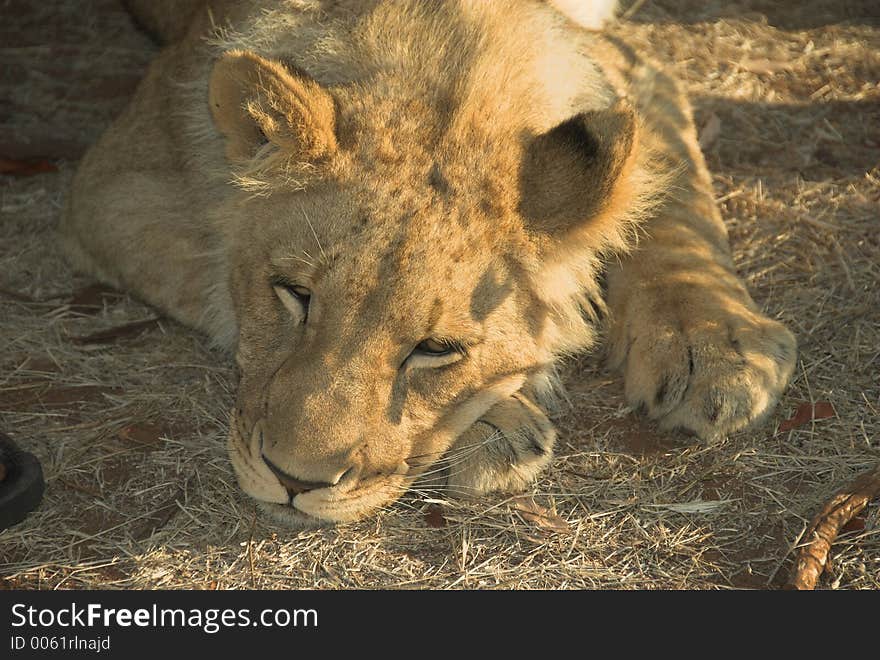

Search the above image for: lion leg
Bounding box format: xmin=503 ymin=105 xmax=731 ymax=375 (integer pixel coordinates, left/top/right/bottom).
xmin=60 ymin=49 xmax=234 ymax=346
xmin=604 ymin=54 xmax=796 ymax=440
xmin=432 ymin=388 xmax=556 ymax=498
xmin=62 ymin=169 xmax=224 ymax=336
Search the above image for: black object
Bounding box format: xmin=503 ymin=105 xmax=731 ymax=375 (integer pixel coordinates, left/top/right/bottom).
xmin=0 ymin=431 xmax=45 ymax=531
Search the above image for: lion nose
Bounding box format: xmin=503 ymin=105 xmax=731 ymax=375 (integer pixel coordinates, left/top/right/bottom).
xmin=261 ymin=455 xmax=353 ymax=497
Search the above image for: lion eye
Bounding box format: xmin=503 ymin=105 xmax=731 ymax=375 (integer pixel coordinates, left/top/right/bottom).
xmin=272 ymin=281 xmax=311 ymax=322
xmin=405 ymin=337 xmax=465 ymax=370
xmin=403 ymin=337 xmax=467 ymax=370
xmin=414 ymin=338 xmax=456 ymax=356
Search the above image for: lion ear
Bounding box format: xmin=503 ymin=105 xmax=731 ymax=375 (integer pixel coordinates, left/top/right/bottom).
xmin=208 ymin=49 xmax=337 ymax=163
xmin=518 ymin=102 xmax=639 ymax=235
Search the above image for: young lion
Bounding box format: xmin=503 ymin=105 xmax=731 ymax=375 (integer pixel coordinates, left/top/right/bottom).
xmin=61 ymin=0 xmax=796 ymax=526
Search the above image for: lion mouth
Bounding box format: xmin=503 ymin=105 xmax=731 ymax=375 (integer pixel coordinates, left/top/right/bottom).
xmin=229 ymin=410 xmax=413 ymax=526
xmin=252 ymin=473 xmax=409 ymax=528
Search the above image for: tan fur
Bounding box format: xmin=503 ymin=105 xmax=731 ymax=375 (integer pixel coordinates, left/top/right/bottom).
xmin=61 ymin=0 xmax=796 ymax=527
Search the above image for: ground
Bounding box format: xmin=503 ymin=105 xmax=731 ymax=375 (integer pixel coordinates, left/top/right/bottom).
xmin=0 ymin=0 xmax=877 ymax=590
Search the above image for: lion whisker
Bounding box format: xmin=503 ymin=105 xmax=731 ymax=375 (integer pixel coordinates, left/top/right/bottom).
xmin=407 ymin=431 xmax=505 ymax=481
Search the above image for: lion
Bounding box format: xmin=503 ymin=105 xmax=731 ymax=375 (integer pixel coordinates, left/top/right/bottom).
xmin=60 ymin=0 xmax=797 ymax=527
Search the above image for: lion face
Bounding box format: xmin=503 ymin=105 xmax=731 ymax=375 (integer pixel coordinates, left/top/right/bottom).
xmin=226 ymin=184 xmax=550 ymax=525
xmin=209 ymin=43 xmax=642 ymax=526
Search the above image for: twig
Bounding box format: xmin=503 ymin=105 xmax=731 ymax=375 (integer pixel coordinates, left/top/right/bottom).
xmin=622 ymin=0 xmax=650 ymax=20
xmin=786 ymin=463 xmax=880 ymax=590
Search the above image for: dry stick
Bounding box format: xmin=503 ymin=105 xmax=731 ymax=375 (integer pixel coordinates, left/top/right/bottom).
xmin=621 ymin=0 xmax=650 ymax=20
xmin=787 ymin=462 xmax=880 ymax=590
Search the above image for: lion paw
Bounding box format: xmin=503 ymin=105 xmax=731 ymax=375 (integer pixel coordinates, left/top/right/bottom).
xmin=438 ymin=392 xmax=556 ymax=498
xmin=613 ymin=303 xmax=796 ymax=441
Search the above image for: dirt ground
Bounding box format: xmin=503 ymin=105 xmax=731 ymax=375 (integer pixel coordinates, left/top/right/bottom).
xmin=1 ymin=0 xmax=878 ymax=590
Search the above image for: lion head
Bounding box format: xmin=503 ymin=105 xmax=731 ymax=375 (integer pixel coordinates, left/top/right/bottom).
xmin=206 ymin=3 xmax=651 ymax=526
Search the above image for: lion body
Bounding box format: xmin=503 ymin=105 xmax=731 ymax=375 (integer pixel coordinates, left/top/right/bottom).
xmin=61 ymin=0 xmax=796 ymax=525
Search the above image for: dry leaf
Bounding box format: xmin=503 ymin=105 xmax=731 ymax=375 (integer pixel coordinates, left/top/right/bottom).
xmin=0 ymin=158 xmax=57 ymax=176
xmin=67 ymin=284 xmax=124 ymax=315
xmin=698 ymin=113 xmax=722 ymax=150
xmin=57 ymin=477 xmax=102 ymax=498
xmin=424 ymin=503 xmax=447 ymax=528
xmin=118 ymin=424 xmax=166 ymax=451
xmin=778 ymin=401 xmax=836 ymax=433
xmin=70 ymin=318 xmax=160 ymax=345
xmin=20 ymin=355 xmax=61 ymax=374
xmin=130 ymin=483 xmax=186 ymax=540
xmin=0 ymin=381 xmax=119 ymax=409
xmin=513 ymin=496 xmax=571 ymax=535
xmin=840 ymin=516 xmax=866 ymax=535
xmin=0 ymin=287 xmax=38 ymax=303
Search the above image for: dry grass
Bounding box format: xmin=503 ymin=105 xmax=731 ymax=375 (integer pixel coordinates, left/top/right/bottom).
xmin=1 ymin=0 xmax=878 ymax=590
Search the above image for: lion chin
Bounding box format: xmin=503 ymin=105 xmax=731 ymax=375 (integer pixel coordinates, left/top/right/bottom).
xmin=256 ymin=503 xmax=327 ymax=529
xmin=254 ymin=474 xmax=409 ymax=528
